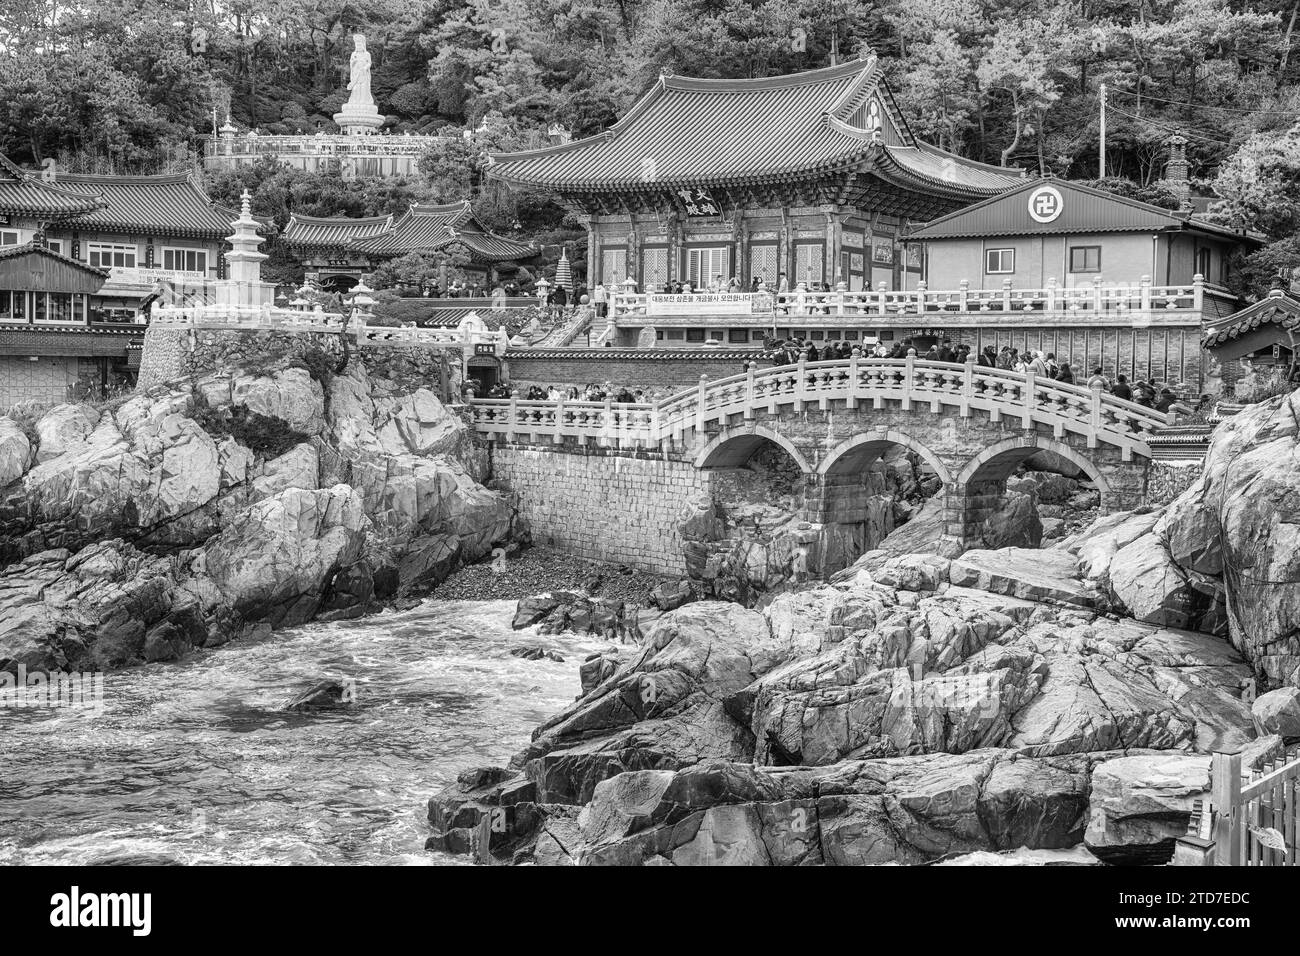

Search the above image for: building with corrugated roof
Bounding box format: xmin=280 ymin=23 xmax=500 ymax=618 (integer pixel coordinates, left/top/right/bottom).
xmin=487 ymin=53 xmax=1025 ymax=295
xmin=282 ymin=201 xmax=536 ymax=292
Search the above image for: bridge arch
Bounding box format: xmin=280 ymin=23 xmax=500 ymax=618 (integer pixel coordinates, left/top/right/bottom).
xmin=694 ymin=425 xmax=814 ymax=473
xmin=816 ymin=429 xmax=953 ymax=488
xmin=955 ymin=436 xmax=1114 ymax=505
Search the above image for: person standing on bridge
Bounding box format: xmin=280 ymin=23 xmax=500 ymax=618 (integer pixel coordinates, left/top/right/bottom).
xmin=1028 ymin=351 xmax=1050 ymax=377
xmin=1087 ymin=366 xmax=1109 ymax=390
xmin=979 ymin=346 xmax=996 ymax=367
xmin=937 ymin=339 xmax=955 ymax=363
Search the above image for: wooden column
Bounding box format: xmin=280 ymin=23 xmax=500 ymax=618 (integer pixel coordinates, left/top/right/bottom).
xmin=823 ymin=207 xmax=841 ymax=285
xmin=668 ymin=212 xmax=683 ymax=283
xmin=583 ymin=214 xmax=596 ymax=288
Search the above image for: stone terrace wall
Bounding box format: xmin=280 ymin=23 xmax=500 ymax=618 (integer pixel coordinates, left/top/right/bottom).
xmin=504 ymin=348 xmax=767 ymax=396
xmin=490 ymin=443 xmax=711 ymax=574
xmin=137 ymin=326 xmax=451 ymax=394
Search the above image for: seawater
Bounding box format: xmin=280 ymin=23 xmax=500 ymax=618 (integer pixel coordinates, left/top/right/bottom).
xmin=0 ymin=600 xmax=603 ymax=865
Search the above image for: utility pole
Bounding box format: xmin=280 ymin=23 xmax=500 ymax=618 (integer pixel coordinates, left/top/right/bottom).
xmin=1099 ymin=82 xmax=1107 ymax=179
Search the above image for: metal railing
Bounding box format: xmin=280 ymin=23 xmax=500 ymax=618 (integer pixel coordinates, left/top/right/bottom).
xmin=466 ymin=356 xmax=1172 ymax=459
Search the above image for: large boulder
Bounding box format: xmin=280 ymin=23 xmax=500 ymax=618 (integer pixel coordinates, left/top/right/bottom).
xmin=0 ymin=417 xmax=31 ymax=486
xmin=1107 ymin=534 xmax=1200 ymax=628
xmin=1084 ymin=737 xmax=1285 ymax=864
xmin=200 ymin=485 xmax=368 ymax=628
xmin=231 ymin=367 xmax=324 ymax=435
xmin=950 ymin=548 xmax=1100 ymax=607
xmin=33 ymin=404 xmax=98 ymax=462
xmin=1083 ymin=752 xmax=1211 ymax=864
xmin=1252 ymin=687 xmax=1300 ymax=739
xmin=980 ymin=492 xmax=1043 ymax=549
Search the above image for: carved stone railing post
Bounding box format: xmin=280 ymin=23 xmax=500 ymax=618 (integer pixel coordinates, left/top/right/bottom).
xmin=695 ymin=373 xmax=708 ymax=434
xmin=961 ymin=355 xmax=976 ymax=416
xmin=1088 ymin=382 xmax=1102 ymax=449
xmin=1193 ymin=272 xmax=1205 ymax=313
xmin=1001 ymin=278 xmax=1012 ymax=312
xmin=1022 ymin=368 xmax=1036 ymax=428
xmin=1092 ymin=275 xmax=1104 ymax=312
xmin=1045 ymin=276 xmax=1058 ymax=313
xmin=847 ymin=353 xmax=860 ymax=409
xmin=1139 ymin=274 xmax=1152 ymax=314
xmin=795 ymin=357 xmax=808 ymax=412
xmin=744 ymin=361 xmax=757 ymax=420
xmin=958 ymin=278 xmax=969 ymax=312
xmin=901 ymin=353 xmax=915 ymax=411
xmin=916 ymin=280 xmax=928 ymax=314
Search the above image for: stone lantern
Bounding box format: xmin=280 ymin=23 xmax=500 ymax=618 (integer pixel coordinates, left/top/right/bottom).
xmin=535 ymin=276 xmax=551 ymax=303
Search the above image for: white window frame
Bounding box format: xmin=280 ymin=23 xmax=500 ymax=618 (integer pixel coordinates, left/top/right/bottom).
xmin=46 ymin=239 xmax=63 ymax=255
xmin=985 ymin=248 xmax=1015 ymax=274
xmin=161 ymin=246 xmax=209 ymax=274
xmin=87 ymin=242 xmax=138 ymax=270
xmin=0 ymin=230 xmax=20 ymax=246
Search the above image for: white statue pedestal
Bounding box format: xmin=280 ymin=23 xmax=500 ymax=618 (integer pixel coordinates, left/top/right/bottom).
xmin=333 ymin=104 xmax=383 ymax=135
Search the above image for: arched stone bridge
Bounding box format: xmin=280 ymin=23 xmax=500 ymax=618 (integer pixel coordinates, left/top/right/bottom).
xmin=469 ymin=357 xmax=1172 ymax=552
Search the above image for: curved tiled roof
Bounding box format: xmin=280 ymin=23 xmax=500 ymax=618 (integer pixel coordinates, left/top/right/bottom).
xmin=487 ymin=57 xmax=1021 ymax=197
xmin=350 ymin=201 xmax=535 ymax=262
xmin=52 ymin=171 xmax=240 ymax=238
xmin=0 ymin=240 xmax=110 ymax=278
xmin=0 ymin=154 xmax=104 ymax=219
xmin=283 ymin=213 xmax=393 ymax=248
xmin=1202 ymin=293 xmax=1300 ymax=348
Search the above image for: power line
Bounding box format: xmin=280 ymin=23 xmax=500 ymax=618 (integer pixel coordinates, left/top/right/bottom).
xmin=1107 ymin=87 xmax=1300 ymax=117
xmin=1104 ymin=104 xmax=1237 ymax=146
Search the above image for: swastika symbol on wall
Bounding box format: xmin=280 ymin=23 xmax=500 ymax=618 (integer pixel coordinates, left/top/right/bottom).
xmin=1027 ymin=185 xmax=1063 ymax=223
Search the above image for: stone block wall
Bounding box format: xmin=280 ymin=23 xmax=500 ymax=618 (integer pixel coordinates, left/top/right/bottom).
xmin=490 ymin=442 xmax=711 ymax=574
xmin=1145 ymin=459 xmax=1204 ymax=506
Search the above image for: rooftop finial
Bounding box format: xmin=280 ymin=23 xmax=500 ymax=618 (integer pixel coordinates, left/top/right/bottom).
xmin=239 ymin=189 xmax=253 ymax=219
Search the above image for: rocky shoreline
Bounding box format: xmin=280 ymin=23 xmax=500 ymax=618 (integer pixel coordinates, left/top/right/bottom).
xmin=425 ymin=390 xmax=1300 ymax=866
xmin=0 ymin=355 xmax=513 ymax=672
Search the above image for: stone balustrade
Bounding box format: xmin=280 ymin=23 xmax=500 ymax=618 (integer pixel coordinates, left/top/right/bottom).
xmin=468 ymin=356 xmax=1173 ymax=462
xmin=609 ymin=274 xmax=1227 ymax=326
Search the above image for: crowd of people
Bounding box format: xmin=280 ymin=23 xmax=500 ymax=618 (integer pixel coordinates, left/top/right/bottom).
xmin=462 ymin=379 xmax=648 ymax=404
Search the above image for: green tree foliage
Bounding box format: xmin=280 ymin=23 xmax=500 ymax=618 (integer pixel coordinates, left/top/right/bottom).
xmin=3 ymin=0 xmax=1300 ymax=249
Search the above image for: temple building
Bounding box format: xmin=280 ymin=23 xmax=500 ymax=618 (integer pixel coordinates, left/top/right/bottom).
xmin=0 ymin=153 xmax=246 ymax=403
xmin=282 ymin=201 xmax=536 ymax=293
xmin=487 ymin=53 xmax=1025 ymax=294
xmin=1202 ymin=287 xmax=1300 ymax=396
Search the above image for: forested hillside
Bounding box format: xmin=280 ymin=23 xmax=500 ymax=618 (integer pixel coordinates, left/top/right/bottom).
xmin=6 ymin=0 xmax=1300 ymax=290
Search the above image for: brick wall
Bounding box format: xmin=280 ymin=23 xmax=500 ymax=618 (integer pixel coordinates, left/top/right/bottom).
xmin=490 ymin=442 xmax=711 ymax=574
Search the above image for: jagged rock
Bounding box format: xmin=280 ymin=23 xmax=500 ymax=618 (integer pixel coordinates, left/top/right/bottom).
xmin=511 ymin=646 xmax=564 ymax=662
xmin=34 ymin=403 xmax=98 ymax=462
xmin=1084 ymin=737 xmax=1284 ymax=864
xmin=981 ymin=492 xmax=1043 ymax=549
xmin=950 ymin=548 xmax=1100 ymax=607
xmin=0 ymin=417 xmax=32 ymax=486
xmin=201 ymin=485 xmax=367 ymax=628
xmin=281 ymin=679 xmax=353 ymax=711
xmin=568 ymin=752 xmax=1094 ymax=866
xmin=512 ymin=592 xmax=576 ymax=629
xmin=580 ymin=652 xmax=622 ymax=694
xmin=1107 ymin=534 xmax=1201 ymax=628
xmin=232 ymin=367 xmax=324 ymax=435
xmin=650 ymin=579 xmax=693 ymax=611
xmin=1252 ymin=687 xmax=1300 ymax=738
xmin=1083 ymin=752 xmax=1210 ymax=864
